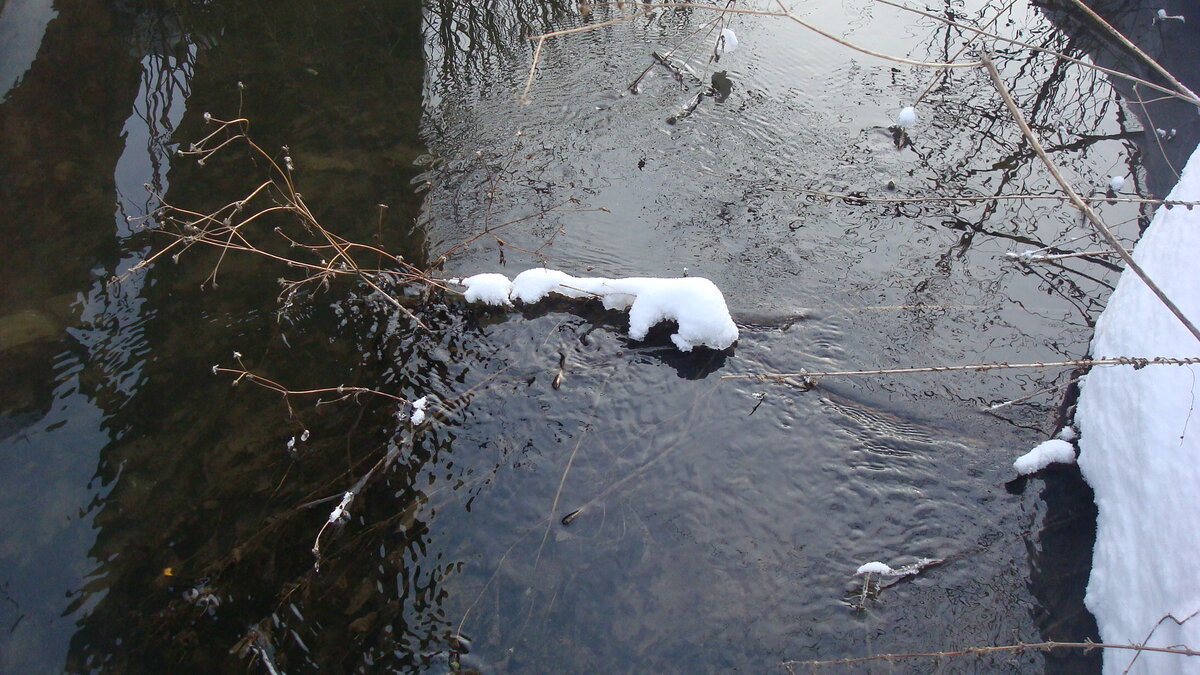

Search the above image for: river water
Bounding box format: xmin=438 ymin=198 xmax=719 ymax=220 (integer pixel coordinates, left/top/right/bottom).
xmin=0 ymin=0 xmax=1192 ymax=672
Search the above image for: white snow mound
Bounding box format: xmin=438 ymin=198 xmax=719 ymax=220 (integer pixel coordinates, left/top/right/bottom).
xmin=461 ymin=273 xmax=513 ymax=306
xmin=460 ymin=268 xmax=739 ymax=351
xmin=1013 ymin=438 xmax=1076 ymax=475
xmin=1075 ymin=143 xmax=1200 ymax=673
xmin=896 ymin=106 xmax=917 ymax=128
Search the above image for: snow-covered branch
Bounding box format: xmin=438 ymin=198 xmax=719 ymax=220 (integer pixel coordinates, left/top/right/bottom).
xmin=456 ymin=268 xmax=739 ymax=352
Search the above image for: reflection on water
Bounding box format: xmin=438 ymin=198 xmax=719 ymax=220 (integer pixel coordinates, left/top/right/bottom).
xmin=2 ymin=0 xmax=1191 ymax=671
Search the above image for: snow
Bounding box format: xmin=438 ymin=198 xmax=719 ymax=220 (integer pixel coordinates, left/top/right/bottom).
xmin=855 ymin=561 xmax=895 ymax=576
xmin=460 ymin=273 xmax=513 ymax=306
xmin=1013 ymin=438 xmax=1076 ymax=475
xmin=1074 ymin=143 xmax=1200 ymax=672
xmin=328 ymin=492 xmax=353 ymax=524
xmin=720 ymin=28 xmax=739 ymax=53
xmin=1109 ymin=175 xmax=1126 ymax=192
xmin=410 ymin=396 xmax=428 ymax=425
xmin=895 ymin=106 xmax=917 ymax=128
xmin=459 ymin=269 xmax=739 ymax=351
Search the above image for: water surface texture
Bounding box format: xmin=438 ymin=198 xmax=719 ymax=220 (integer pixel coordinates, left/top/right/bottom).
xmin=1 ymin=0 xmax=1193 ymax=672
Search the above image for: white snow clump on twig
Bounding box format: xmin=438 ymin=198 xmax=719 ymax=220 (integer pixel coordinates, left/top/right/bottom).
xmin=895 ymin=106 xmax=917 ymax=129
xmin=720 ymin=28 xmax=739 ymax=53
xmin=855 ymin=561 xmax=895 ymax=576
xmin=328 ymin=492 xmax=353 ymax=524
xmin=410 ymin=396 xmax=428 ymax=425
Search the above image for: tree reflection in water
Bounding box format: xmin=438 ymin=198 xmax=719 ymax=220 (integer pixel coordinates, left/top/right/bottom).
xmin=1 ymin=0 xmax=1192 ymax=672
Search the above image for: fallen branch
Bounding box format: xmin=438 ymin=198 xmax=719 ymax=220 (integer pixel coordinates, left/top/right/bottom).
xmin=782 ymin=639 xmax=1200 ymax=671
xmin=723 ymin=356 xmax=1200 ymax=385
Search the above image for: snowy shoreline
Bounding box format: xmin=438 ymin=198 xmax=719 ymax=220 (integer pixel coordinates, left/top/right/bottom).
xmin=1074 ymin=143 xmax=1200 ymax=673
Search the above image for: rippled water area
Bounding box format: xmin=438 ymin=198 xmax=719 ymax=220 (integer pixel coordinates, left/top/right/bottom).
xmin=3 ymin=0 xmax=1192 ymax=672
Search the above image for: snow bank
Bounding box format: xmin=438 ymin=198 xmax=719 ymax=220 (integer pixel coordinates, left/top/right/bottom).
xmin=1013 ymin=439 xmax=1076 ymax=475
xmin=459 ymin=269 xmax=739 ymax=351
xmin=1074 ymin=146 xmax=1200 ymax=672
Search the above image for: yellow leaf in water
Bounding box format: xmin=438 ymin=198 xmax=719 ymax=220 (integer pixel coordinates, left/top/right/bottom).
xmin=162 ymin=567 xmax=174 ymax=577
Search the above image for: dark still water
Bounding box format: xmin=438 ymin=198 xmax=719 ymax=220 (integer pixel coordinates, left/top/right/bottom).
xmin=1 ymin=0 xmax=1192 ymax=672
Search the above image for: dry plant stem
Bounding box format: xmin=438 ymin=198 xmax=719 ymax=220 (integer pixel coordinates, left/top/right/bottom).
xmin=214 ymin=367 xmax=408 ymax=406
xmin=1061 ymin=0 xmax=1199 ymax=104
xmin=724 ymin=356 xmax=1200 ymax=383
xmin=535 ymin=368 xmax=615 ymax=568
xmin=782 ymin=640 xmax=1200 ymax=671
xmin=153 ymin=118 xmax=431 ymax=328
xmin=1015 ymin=250 xmax=1119 ymax=262
xmin=1134 ymin=83 xmax=1181 ymax=180
xmin=1123 ymin=610 xmax=1200 ymax=672
xmin=982 ymin=50 xmax=1200 ymax=345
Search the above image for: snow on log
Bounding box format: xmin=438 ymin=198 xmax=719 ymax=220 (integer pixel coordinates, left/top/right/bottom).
xmin=458 ymin=268 xmax=739 ymax=351
xmin=1075 ymin=143 xmax=1200 ymax=673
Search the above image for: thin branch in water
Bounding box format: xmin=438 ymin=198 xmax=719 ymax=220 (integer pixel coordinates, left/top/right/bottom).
xmin=724 ymin=356 xmax=1200 ymax=385
xmin=782 ymin=638 xmax=1200 ymax=671
xmin=983 ymin=374 xmax=1084 ymax=412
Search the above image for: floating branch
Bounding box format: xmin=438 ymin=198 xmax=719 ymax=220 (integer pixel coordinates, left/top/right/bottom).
xmin=782 ymin=639 xmax=1200 ymax=671
xmin=724 ymin=356 xmax=1200 ymax=386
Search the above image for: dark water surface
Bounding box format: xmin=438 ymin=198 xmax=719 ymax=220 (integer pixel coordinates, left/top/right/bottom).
xmin=1 ymin=0 xmax=1193 ymax=672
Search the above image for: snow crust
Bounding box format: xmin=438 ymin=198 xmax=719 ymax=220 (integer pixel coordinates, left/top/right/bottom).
xmin=1013 ymin=439 xmax=1076 ymax=475
xmin=1074 ymin=145 xmax=1200 ymax=673
xmin=460 ymin=269 xmax=739 ymax=351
